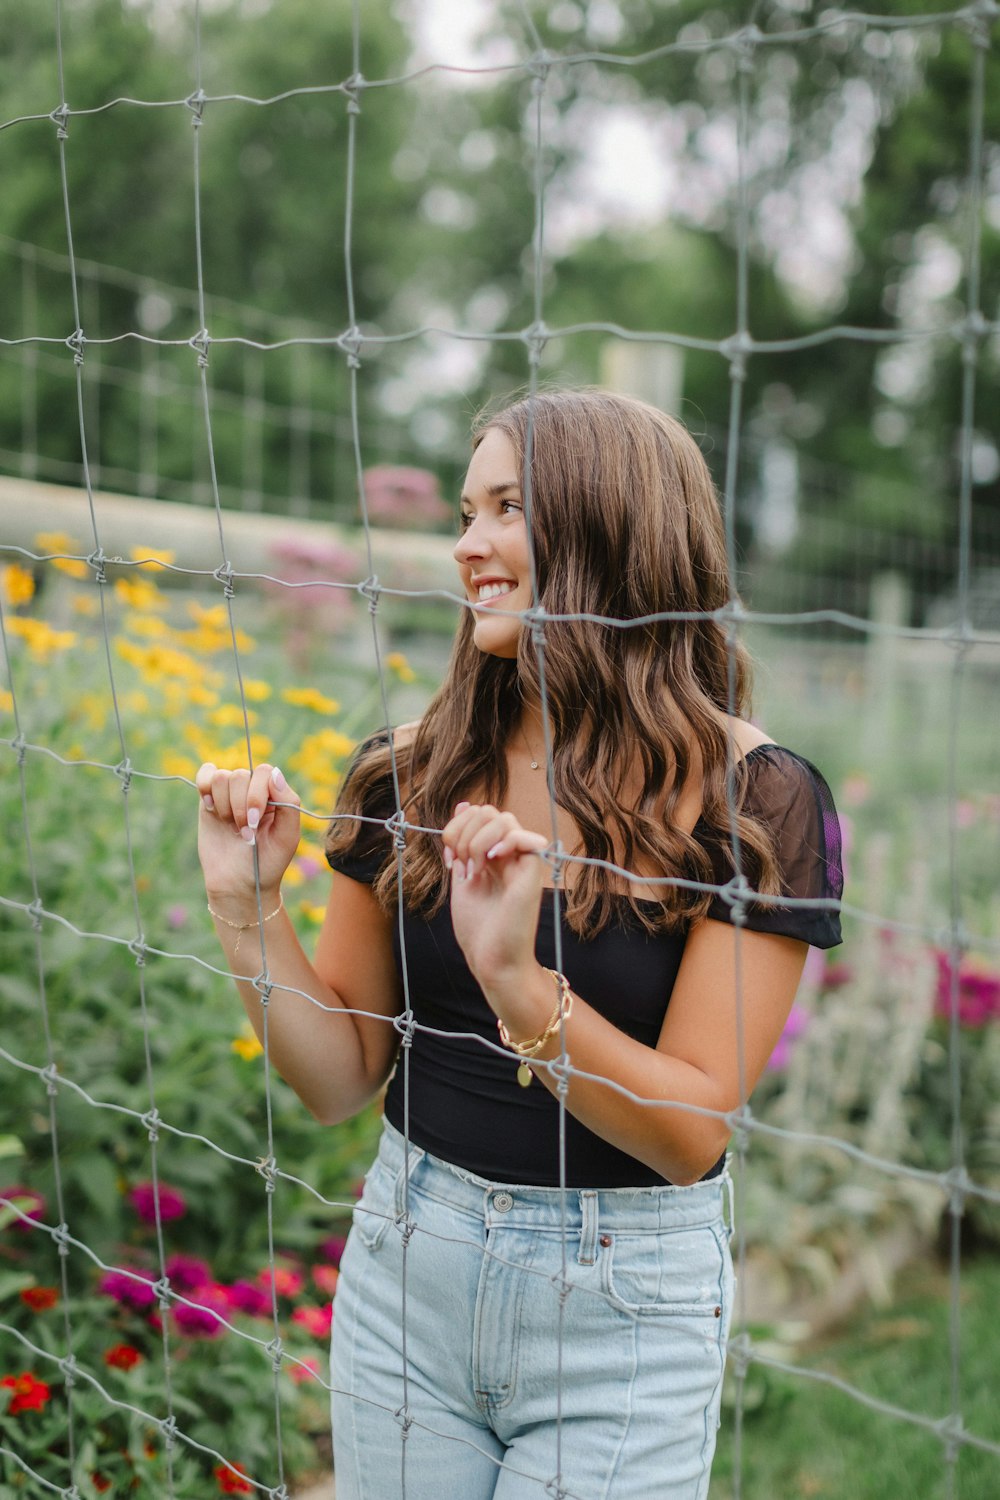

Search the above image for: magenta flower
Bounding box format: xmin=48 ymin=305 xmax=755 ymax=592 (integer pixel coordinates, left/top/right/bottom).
xmin=227 ymin=1279 xmax=271 ymax=1318
xmin=1 ymin=1186 xmax=46 ymax=1230
xmin=99 ymin=1267 xmax=158 ymax=1311
xmin=319 ymin=1235 xmax=347 ymax=1267
xmin=361 ymin=465 xmax=449 ymax=529
xmin=767 ymin=1004 xmax=809 ymax=1072
xmin=164 ymin=1254 xmax=211 ymax=1292
xmin=166 ymin=904 xmax=188 ymax=930
xmin=128 ymin=1182 xmax=186 ymax=1224
xmin=173 ymin=1283 xmax=230 ymax=1338
xmin=935 ymin=953 xmax=1000 ymax=1028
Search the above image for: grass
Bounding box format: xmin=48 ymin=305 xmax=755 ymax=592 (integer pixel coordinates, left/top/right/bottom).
xmin=710 ymin=1252 xmax=1000 ymax=1500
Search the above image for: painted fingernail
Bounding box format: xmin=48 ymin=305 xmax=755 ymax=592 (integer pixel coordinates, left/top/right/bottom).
xmin=202 ymin=794 xmax=215 ymax=812
xmin=240 ymin=826 xmax=256 ymax=845
xmin=466 ymin=859 xmax=476 ymax=881
xmin=453 ymin=858 xmax=465 ymax=881
xmin=486 ymin=842 xmax=503 ymax=860
xmin=443 ymin=847 xmax=453 ymax=870
xmin=455 ymin=801 xmax=470 ymax=813
xmin=271 ymin=766 xmax=287 ymax=790
xmin=247 ymin=807 xmax=261 ymax=830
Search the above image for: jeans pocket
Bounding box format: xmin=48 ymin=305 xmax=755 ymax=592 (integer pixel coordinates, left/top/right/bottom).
xmin=352 ymin=1155 xmax=395 ymax=1253
xmin=602 ymin=1223 xmax=729 ymax=1317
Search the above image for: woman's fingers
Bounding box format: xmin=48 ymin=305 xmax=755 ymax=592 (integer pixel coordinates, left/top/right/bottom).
xmin=443 ymin=804 xmax=547 ymax=878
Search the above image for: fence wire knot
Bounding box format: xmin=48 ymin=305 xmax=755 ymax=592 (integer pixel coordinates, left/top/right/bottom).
xmin=523 ymin=604 xmax=547 ymax=649
xmin=11 ymin=732 xmax=27 ymax=768
xmin=255 ymin=1154 xmax=278 ymax=1192
xmin=212 ymin=559 xmax=235 ymax=597
xmin=728 ymin=1329 xmax=753 ymax=1379
xmin=343 ymin=72 xmax=365 ymax=115
xmin=732 ymin=23 xmax=763 ymax=69
xmin=265 ymin=1336 xmax=284 ymax=1372
xmin=185 ymin=88 xmax=206 ymax=125
xmin=523 ymin=321 xmax=550 ymax=366
xmin=50 ymin=101 xmax=70 ymax=140
xmin=720 ymin=871 xmax=753 ymax=917
xmin=87 ymin=547 xmax=108 ymax=584
xmin=393 ymin=1403 xmax=414 ymax=1437
xmin=944 ymin=1164 xmax=971 ymax=1218
xmin=384 ymin=809 xmax=407 ymax=852
xmin=727 ymin=1103 xmax=753 ymax=1157
xmin=128 ymin=937 xmax=148 ymax=967
xmin=141 ymin=1108 xmax=160 ymax=1142
xmin=393 ymin=1009 xmax=417 ymax=1048
xmin=938 ymin=1410 xmax=966 ymax=1462
xmin=40 ymin=1062 xmax=59 ymax=1096
xmin=27 ymin=894 xmax=43 ymax=929
xmin=359 ymin=575 xmax=381 ymax=611
xmin=61 ymin=1487 xmax=81 ymax=1500
xmin=153 ymin=1276 xmax=171 ymax=1311
xmin=115 ymin=758 xmax=134 ymax=793
xmin=529 ymin=49 xmax=552 ymax=85
xmin=159 ymin=1414 xmax=177 ymax=1449
xmin=252 ymin=972 xmax=273 ymax=1002
xmin=337 ymin=326 xmax=363 ymax=368
xmin=544 ymin=1480 xmax=569 ymax=1500
xmin=59 ymin=1354 xmax=77 ymax=1387
xmin=189 ymin=327 xmax=211 ymax=368
xmin=65 ymin=328 xmax=86 ymax=365
xmin=52 ymin=1222 xmax=71 ymax=1257
xmin=550 ymin=1056 xmax=572 ymax=1098
xmin=394 ymin=1210 xmax=416 ymax=1247
xmin=267 ymin=1488 xmax=290 ymax=1500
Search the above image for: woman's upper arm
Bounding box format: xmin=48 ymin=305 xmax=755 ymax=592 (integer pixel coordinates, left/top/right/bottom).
xmin=655 ymin=916 xmax=808 ymax=1109
xmin=313 ymin=870 xmax=403 ymax=1089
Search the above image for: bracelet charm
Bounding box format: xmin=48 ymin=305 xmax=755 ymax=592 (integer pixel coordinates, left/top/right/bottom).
xmin=498 ymin=968 xmax=573 ymax=1086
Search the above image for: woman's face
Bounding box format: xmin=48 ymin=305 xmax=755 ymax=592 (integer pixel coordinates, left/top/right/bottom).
xmin=454 ymin=427 xmax=533 ymax=660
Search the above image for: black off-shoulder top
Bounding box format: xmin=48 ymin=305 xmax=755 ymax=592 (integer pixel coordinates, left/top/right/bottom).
xmin=327 ymin=738 xmax=843 ymax=1188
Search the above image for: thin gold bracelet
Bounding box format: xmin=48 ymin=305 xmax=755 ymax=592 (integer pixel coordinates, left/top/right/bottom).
xmin=497 ymin=968 xmax=573 ymax=1087
xmin=206 ymin=898 xmax=283 ymax=959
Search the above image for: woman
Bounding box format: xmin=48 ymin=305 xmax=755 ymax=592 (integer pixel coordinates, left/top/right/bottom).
xmin=196 ymin=389 xmax=843 ymax=1500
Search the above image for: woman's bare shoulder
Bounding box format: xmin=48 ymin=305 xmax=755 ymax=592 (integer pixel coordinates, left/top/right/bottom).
xmin=727 ymin=718 xmax=776 ymax=760
xmin=391 ymin=720 xmax=422 ymax=748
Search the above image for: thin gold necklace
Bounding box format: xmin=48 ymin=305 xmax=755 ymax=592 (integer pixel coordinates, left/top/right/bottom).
xmin=519 ymin=722 xmax=541 ymax=770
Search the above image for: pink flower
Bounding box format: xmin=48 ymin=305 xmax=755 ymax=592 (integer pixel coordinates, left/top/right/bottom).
xmin=166 ymin=904 xmax=189 ymax=929
xmin=767 ymin=1004 xmax=809 ymax=1072
xmin=257 ymin=1265 xmax=303 ymax=1299
xmin=935 ymin=953 xmax=1000 ymax=1028
xmin=289 ymin=1356 xmax=321 ymax=1385
xmin=128 ymin=1182 xmax=186 ymax=1224
xmin=226 ymin=1279 xmax=272 ymax=1318
xmin=164 ymin=1254 xmax=211 ymax=1292
xmin=99 ymin=1268 xmax=158 ymax=1311
xmin=2 ymin=1187 xmax=45 ymax=1230
xmin=361 ymin=465 xmax=449 ymax=529
xmin=821 ymin=962 xmax=854 ymax=990
xmin=173 ymin=1283 xmax=230 ymax=1338
xmin=291 ymin=1302 xmax=333 ymax=1338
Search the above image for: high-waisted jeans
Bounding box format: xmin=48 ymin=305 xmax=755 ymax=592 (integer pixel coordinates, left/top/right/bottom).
xmin=330 ymin=1119 xmax=734 ymax=1500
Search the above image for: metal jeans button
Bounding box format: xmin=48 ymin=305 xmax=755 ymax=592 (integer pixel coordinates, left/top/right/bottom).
xmin=492 ymin=1191 xmax=514 ymax=1213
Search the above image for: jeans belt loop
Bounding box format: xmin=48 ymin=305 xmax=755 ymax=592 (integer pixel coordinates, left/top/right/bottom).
xmin=577 ymin=1189 xmax=598 ymax=1266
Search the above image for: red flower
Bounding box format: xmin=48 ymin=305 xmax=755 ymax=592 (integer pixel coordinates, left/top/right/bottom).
xmin=257 ymin=1265 xmax=303 ymax=1299
xmin=104 ymin=1344 xmax=143 ymax=1371
xmin=214 ymin=1461 xmax=253 ymax=1494
xmin=19 ymin=1285 xmax=59 ymax=1312
xmin=1 ymin=1371 xmax=52 ymax=1415
xmin=128 ymin=1182 xmax=186 ymax=1224
xmin=291 ymin=1302 xmax=333 ymax=1338
xmin=92 ymin=1474 xmax=112 ymax=1493
xmin=289 ymin=1356 xmax=321 ymax=1385
xmin=312 ymin=1263 xmax=339 ymax=1297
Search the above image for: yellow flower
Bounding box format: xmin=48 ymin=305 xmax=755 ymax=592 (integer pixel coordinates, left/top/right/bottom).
xmin=299 ymin=902 xmax=327 ymax=925
xmin=0 ymin=689 xmax=13 ymax=715
xmin=282 ymin=862 xmax=305 ymax=887
xmin=6 ymin=617 xmax=77 ymax=659
xmin=243 ymin=679 xmax=272 ymax=702
xmin=75 ymin=692 xmax=107 ymax=732
xmin=51 ymin=557 xmax=89 ymax=580
xmin=281 ymin=686 xmax=340 ymax=715
xmin=231 ymin=1024 xmax=264 ymax=1061
xmin=122 ymin=691 xmax=150 ymax=715
xmin=114 ymin=577 xmax=166 ymax=613
xmin=130 ymin=545 xmax=175 ymax=572
xmin=73 ymin=595 xmax=99 ymax=617
xmin=199 ymin=735 xmax=274 ymax=771
xmin=2 ymin=563 xmax=36 ymax=606
xmin=386 ymin=651 xmax=417 ymax=684
xmin=34 ymin=530 xmax=80 ymax=553
xmin=126 ymin=614 xmax=173 ymax=640
xmin=210 ymin=704 xmax=258 ymax=729
xmin=185 ymin=683 xmax=219 ymax=708
xmin=295 ymin=837 xmax=327 ymax=864
xmin=187 ymin=601 xmax=228 ymax=630
xmin=161 ymin=751 xmax=198 ymax=779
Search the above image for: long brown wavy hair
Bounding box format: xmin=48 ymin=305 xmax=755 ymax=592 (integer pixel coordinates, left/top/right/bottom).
xmin=326 ymin=388 xmax=779 ymax=935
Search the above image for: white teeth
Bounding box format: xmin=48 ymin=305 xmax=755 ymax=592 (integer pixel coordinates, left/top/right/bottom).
xmin=477 ymin=582 xmax=514 ymax=600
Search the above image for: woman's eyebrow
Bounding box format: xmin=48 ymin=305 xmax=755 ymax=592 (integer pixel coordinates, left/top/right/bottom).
xmin=459 ymin=480 xmax=522 ymax=504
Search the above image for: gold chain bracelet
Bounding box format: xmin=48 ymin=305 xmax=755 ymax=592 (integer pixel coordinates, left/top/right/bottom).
xmin=207 ymin=898 xmax=283 ymax=959
xmin=497 ymin=968 xmax=573 ymax=1087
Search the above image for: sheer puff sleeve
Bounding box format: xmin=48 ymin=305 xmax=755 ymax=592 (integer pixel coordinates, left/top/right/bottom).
xmin=702 ymin=745 xmax=844 ymax=950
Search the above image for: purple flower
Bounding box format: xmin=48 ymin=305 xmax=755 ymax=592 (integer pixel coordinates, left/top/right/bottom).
xmin=128 ymin=1182 xmax=186 ymax=1224
xmin=226 ymin=1279 xmax=271 ymax=1318
xmin=1 ymin=1186 xmax=46 ymax=1231
xmin=361 ymin=465 xmax=449 ymax=529
xmin=172 ymin=1283 xmax=230 ymax=1338
xmin=164 ymin=1254 xmax=211 ymax=1292
xmin=166 ymin=905 xmax=188 ymax=930
xmin=935 ymin=953 xmax=1000 ymax=1028
xmin=99 ymin=1267 xmax=157 ymax=1311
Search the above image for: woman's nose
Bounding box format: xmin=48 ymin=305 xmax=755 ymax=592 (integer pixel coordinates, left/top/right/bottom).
xmin=453 ymin=517 xmax=487 ymax=564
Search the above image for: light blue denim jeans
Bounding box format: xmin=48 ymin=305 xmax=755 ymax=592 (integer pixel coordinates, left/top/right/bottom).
xmin=330 ymin=1119 xmax=734 ymax=1500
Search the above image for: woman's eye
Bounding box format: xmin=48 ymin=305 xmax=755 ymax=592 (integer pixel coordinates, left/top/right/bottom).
xmin=501 ymin=499 xmax=522 ymax=516
xmin=458 ymin=511 xmax=473 ymax=531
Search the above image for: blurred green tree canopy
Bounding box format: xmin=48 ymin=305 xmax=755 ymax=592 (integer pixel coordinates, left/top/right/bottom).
xmin=0 ymin=0 xmax=996 ymax=621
